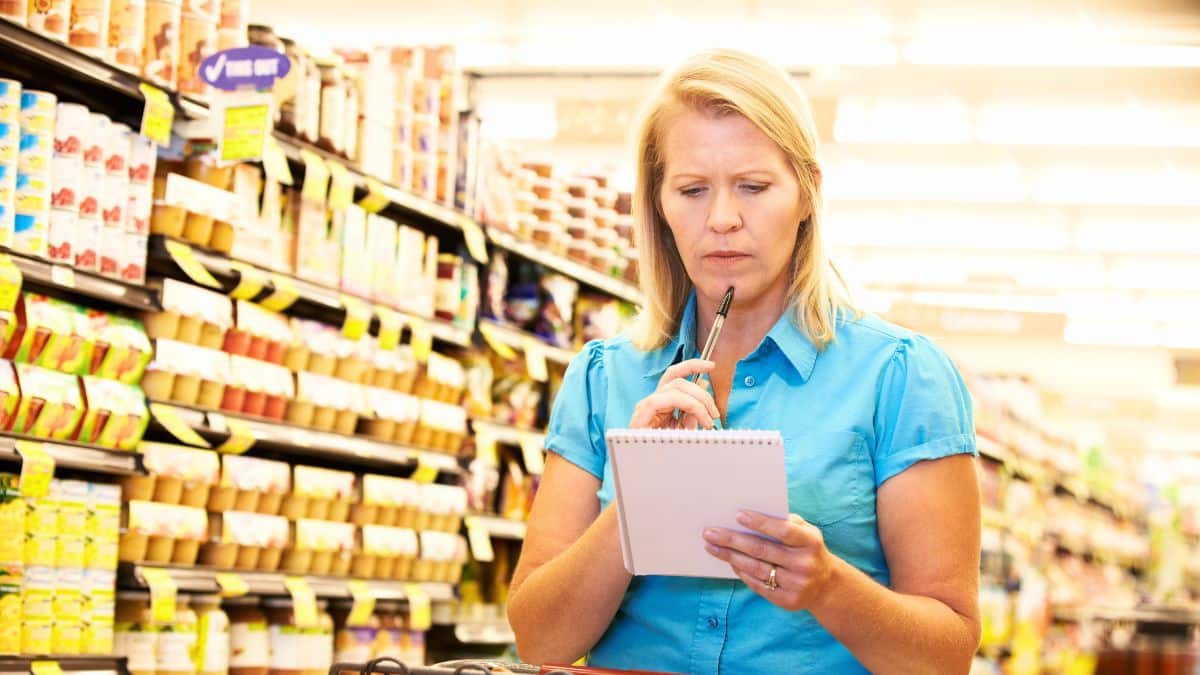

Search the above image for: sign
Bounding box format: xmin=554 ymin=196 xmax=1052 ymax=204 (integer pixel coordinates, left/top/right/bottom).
xmin=411 ymin=458 xmax=438 ymax=484
xmin=340 ymin=295 xmax=371 ymax=341
xmin=260 ymin=274 xmax=300 ymax=312
xmin=141 ymin=567 xmax=178 ymax=623
xmin=215 ymin=418 xmax=256 ymax=455
xmin=164 ymin=240 xmax=221 ymax=289
xmin=229 ymin=262 xmax=267 ymax=300
xmin=375 ymin=307 xmax=402 ymax=351
xmin=216 ymin=572 xmax=248 ymax=598
xmin=478 ymin=322 xmax=517 ymax=360
xmin=219 ymin=98 xmax=271 ymax=163
xmin=200 ymin=46 xmax=292 ymax=92
xmin=262 ymin=136 xmax=294 ymax=185
xmin=520 ymin=433 xmax=546 ymax=475
xmin=347 ymin=580 xmax=376 ymax=626
xmin=16 ymin=441 xmax=54 ymax=498
xmin=403 ymin=584 xmax=432 ymax=631
xmin=284 ymin=577 xmax=318 ymax=627
xmin=149 ymin=403 xmax=213 ymax=448
xmin=358 ymin=177 xmax=390 ymax=213
xmin=409 ymin=318 xmax=432 ymax=363
xmin=327 ymin=161 xmax=354 ymax=211
xmin=465 ymin=519 xmax=495 ymax=562
xmin=138 ymin=83 xmax=174 ymax=147
xmin=524 ymin=338 xmax=549 ymax=382
xmin=459 ymin=215 xmax=489 ymax=264
xmin=300 ymin=149 xmax=330 ymax=203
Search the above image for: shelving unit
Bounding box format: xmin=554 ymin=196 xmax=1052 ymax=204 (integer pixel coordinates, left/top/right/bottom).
xmin=0 ymin=434 xmax=142 ymax=476
xmin=0 ymin=656 xmax=126 ymax=675
xmin=477 ymin=319 xmax=577 ymax=365
xmin=470 ymin=421 xmax=546 ymax=449
xmin=488 ymin=230 xmax=642 ymax=305
xmin=4 ymin=251 xmax=160 ymax=313
xmin=465 ymin=515 xmax=527 ymax=541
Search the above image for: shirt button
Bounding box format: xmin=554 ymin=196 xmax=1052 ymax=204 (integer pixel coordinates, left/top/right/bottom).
xmin=707 ymin=617 xmax=720 ymax=629
xmin=743 ymin=375 xmax=756 ymax=387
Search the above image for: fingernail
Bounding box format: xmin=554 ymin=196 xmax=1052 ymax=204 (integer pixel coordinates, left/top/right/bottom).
xmin=704 ymin=544 xmax=719 ymax=556
xmin=703 ymin=528 xmax=719 ymax=542
xmin=736 ymin=511 xmax=752 ymax=525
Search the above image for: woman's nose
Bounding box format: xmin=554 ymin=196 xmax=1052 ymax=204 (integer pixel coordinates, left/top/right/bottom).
xmin=706 ymin=187 xmax=742 ymax=234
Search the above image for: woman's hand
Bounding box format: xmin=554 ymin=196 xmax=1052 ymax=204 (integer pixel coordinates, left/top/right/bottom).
xmin=629 ymin=359 xmax=720 ymax=430
xmin=703 ymin=510 xmax=837 ymax=611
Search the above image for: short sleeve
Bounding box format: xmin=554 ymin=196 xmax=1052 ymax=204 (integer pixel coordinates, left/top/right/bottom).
xmin=872 ymin=335 xmax=976 ymax=487
xmin=544 ymin=339 xmax=608 ymax=480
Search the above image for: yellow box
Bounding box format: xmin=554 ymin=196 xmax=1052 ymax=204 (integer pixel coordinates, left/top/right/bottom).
xmin=24 ymin=533 xmax=56 ymax=567
xmin=53 ymin=619 xmax=83 ymax=655
xmin=21 ymin=585 xmax=52 ymax=620
xmin=57 ymin=536 xmax=85 ymax=568
xmin=54 ymin=587 xmax=83 ymax=621
xmin=83 ymin=618 xmax=114 ymax=655
xmin=58 ymin=500 xmax=87 ymax=538
xmin=85 ymin=538 xmax=119 ymax=570
xmin=0 ymin=584 xmax=20 ymax=654
xmin=22 ymin=618 xmax=52 ymax=655
xmin=25 ymin=497 xmax=58 ymax=534
xmin=87 ymin=503 xmax=121 ymax=542
xmin=0 ymin=498 xmax=23 ymax=565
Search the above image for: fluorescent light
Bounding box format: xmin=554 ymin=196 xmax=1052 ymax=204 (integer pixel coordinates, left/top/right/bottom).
xmin=1075 ymin=215 xmax=1200 ymax=254
xmin=478 ymin=102 xmax=557 ymax=141
xmin=823 ymin=160 xmax=1028 ymax=203
xmin=904 ymin=37 xmax=1200 ymax=69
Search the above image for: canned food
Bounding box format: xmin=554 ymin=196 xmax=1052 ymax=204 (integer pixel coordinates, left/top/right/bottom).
xmin=75 ymin=216 xmax=102 ymax=271
xmin=0 ymin=0 xmax=25 ymax=25
xmin=101 ymin=174 xmax=127 ymax=230
xmin=19 ymin=90 xmax=56 ymax=133
xmin=69 ymin=0 xmax=111 ymax=54
xmin=52 ymin=618 xmax=83 ymax=655
xmin=54 ymin=103 xmax=90 ymax=157
xmin=128 ymin=134 xmax=155 ymax=184
xmin=84 ymin=113 xmax=110 ymax=167
xmin=0 ymin=80 xmax=20 ymax=122
xmin=143 ymin=0 xmax=182 ymax=89
xmin=18 ymin=132 xmax=54 ymax=175
xmin=108 ymin=0 xmax=146 ymax=72
xmin=27 ymin=0 xmax=71 ymax=42
xmin=178 ymin=12 xmax=216 ymax=95
xmin=51 ymin=154 xmax=82 ymax=211
xmin=105 ymin=123 xmax=131 ymax=177
xmin=48 ymin=208 xmax=78 ymax=263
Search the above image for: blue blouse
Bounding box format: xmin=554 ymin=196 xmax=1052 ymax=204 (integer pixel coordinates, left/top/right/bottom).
xmin=541 ymin=294 xmax=977 ymax=674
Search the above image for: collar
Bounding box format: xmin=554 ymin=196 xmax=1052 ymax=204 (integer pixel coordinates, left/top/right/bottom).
xmin=642 ymin=291 xmax=819 ymax=382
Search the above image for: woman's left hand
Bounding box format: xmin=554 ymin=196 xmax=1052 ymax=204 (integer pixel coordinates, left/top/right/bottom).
xmin=703 ymin=510 xmax=837 ymax=611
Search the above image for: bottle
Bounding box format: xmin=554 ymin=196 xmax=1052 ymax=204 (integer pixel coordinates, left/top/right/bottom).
xmin=192 ymin=595 xmax=229 ymax=675
xmin=156 ymin=595 xmax=197 ymax=675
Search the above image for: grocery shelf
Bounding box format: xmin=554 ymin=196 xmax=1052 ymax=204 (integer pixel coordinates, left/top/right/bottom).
xmin=145 ymin=399 xmax=463 ymax=475
xmin=4 ymin=249 xmax=160 ymax=313
xmin=470 ymin=420 xmax=546 ymax=448
xmin=0 ymin=656 xmax=126 ymax=675
xmin=465 ymin=514 xmax=528 ymax=541
xmin=120 ymin=562 xmax=455 ymax=602
xmin=0 ymin=434 xmax=142 ymax=476
xmin=488 ymin=229 xmax=642 ymax=305
xmin=478 ymin=319 xmax=578 ymax=366
xmin=1052 ymin=605 xmax=1200 ymax=626
xmin=453 ymin=619 xmax=517 ymax=646
xmin=145 ymin=235 xmax=472 ymax=347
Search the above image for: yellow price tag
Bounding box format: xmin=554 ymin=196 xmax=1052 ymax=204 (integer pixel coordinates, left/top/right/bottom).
xmin=0 ymin=254 xmax=23 ymax=312
xmin=300 ymin=149 xmax=330 ymax=203
xmin=138 ymin=83 xmax=174 ymax=147
xmin=519 ymin=433 xmax=546 ymax=475
xmin=284 ymin=577 xmax=318 ymax=627
xmin=220 ymin=103 xmax=270 ymax=163
xmin=478 ymin=322 xmax=518 ymax=360
xmin=164 ymin=240 xmax=222 ymax=289
xmin=524 ymin=337 xmax=549 ymax=383
xmin=216 ymin=572 xmax=248 ymax=598
xmin=15 ymin=440 xmax=54 ymax=499
xmin=403 ymin=583 xmax=432 ymax=631
xmin=347 ymin=580 xmax=376 ymax=626
xmin=216 ymin=417 xmax=256 ymax=455
xmin=141 ymin=567 xmax=178 ymax=623
xmin=409 ymin=319 xmax=432 ymax=363
xmin=31 ymin=662 xmax=64 ymax=675
xmin=357 ymin=177 xmax=390 ymax=214
xmin=375 ymin=307 xmax=402 ymax=351
xmin=340 ymin=295 xmax=371 ymax=341
xmin=327 ymin=161 xmax=355 ymax=212
xmin=459 ymin=215 xmax=489 ymax=264
xmin=229 ymin=262 xmax=267 ymax=300
xmin=475 ymin=430 xmax=497 ymax=466
xmin=260 ymin=274 xmax=300 ymax=312
xmin=262 ymin=136 xmax=294 ymax=186
xmin=411 ymin=458 xmax=438 ymax=484
xmin=149 ymin=403 xmax=213 ymax=448
xmin=465 ymin=518 xmax=495 ymax=562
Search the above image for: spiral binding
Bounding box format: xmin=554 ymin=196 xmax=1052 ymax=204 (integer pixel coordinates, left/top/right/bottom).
xmin=604 ymin=429 xmax=782 ymax=445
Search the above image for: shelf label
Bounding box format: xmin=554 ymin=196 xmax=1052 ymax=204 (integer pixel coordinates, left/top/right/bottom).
xmin=403 ymin=584 xmax=432 ymax=631
xmin=50 ymin=264 xmax=75 ymax=289
xmin=149 ymin=402 xmax=213 ymax=448
xmin=459 ymin=215 xmax=489 ymax=264
xmin=16 ymin=440 xmax=54 ymax=499
xmin=465 ymin=518 xmax=495 ymax=562
xmin=229 ymin=262 xmax=267 ymax=300
xmin=327 ymin=160 xmax=355 ymax=212
xmin=358 ymin=177 xmax=390 ymax=214
xmin=347 ymin=580 xmax=376 ymax=626
xmin=218 ymin=96 xmax=271 ymax=163
xmin=141 ymin=567 xmax=178 ymax=623
xmin=475 ymin=430 xmax=497 ymax=466
xmin=0 ymin=254 xmax=22 ymax=312
xmin=261 ymin=136 xmax=294 ymax=186
xmin=260 ymin=274 xmax=300 ymax=312
xmin=340 ymin=295 xmax=371 ymax=341
xmin=300 ymin=149 xmax=330 ymax=203
xmin=524 ymin=338 xmax=549 ymax=383
xmin=216 ymin=572 xmax=248 ymax=598
xmin=284 ymin=577 xmax=318 ymax=627
xmin=200 ymin=46 xmax=292 ymax=91
xmin=411 ymin=458 xmax=438 ymax=484
xmin=164 ymin=240 xmax=222 ymax=289
xmin=375 ymin=306 xmax=402 ymax=351
xmin=478 ymin=323 xmax=518 ymax=360
xmin=31 ymin=662 xmax=63 ymax=675
xmin=520 ymin=432 xmax=546 ymax=475
xmin=138 ymin=83 xmax=174 ymax=147
xmin=409 ymin=318 xmax=432 ymax=363
xmin=216 ymin=417 xmax=256 ymax=455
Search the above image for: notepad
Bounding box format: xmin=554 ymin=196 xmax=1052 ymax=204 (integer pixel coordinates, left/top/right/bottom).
xmin=606 ymin=428 xmax=789 ymax=578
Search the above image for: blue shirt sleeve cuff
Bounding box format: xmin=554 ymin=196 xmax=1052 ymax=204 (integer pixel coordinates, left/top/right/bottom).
xmin=875 ymin=433 xmax=977 ymax=488
xmin=546 ymin=437 xmax=605 ymax=481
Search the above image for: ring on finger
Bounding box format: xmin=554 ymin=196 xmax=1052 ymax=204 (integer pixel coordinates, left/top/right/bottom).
xmin=765 ymin=565 xmax=779 ymax=591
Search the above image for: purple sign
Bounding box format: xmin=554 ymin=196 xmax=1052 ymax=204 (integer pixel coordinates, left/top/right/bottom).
xmin=199 ymin=46 xmax=292 ymax=92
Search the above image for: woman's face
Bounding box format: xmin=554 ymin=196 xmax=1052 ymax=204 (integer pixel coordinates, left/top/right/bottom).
xmin=659 ymin=107 xmax=809 ymax=311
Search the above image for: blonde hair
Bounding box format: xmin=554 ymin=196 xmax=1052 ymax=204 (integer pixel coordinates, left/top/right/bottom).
xmin=629 ymin=48 xmax=856 ymax=351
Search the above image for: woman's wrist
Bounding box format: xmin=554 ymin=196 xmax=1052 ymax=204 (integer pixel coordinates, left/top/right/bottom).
xmin=808 ymin=551 xmax=852 ymax=616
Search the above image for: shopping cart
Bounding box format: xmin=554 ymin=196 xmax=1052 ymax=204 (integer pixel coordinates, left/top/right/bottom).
xmin=333 ymin=657 xmax=680 ymax=675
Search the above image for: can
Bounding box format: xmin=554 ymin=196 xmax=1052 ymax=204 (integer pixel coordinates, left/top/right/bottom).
xmin=49 ymin=208 xmax=78 ymax=263
xmin=121 ymin=232 xmax=147 ymax=283
xmin=0 ymin=121 xmax=17 ymax=166
xmin=98 ymin=223 xmax=123 ymax=278
xmin=18 ymin=131 xmax=54 ymax=175
xmin=178 ymin=12 xmax=216 ymax=96
xmin=54 ymin=102 xmax=90 ymax=158
xmin=105 ymin=123 xmax=131 ymax=177
xmin=101 ymin=174 xmax=127 ymax=231
xmin=108 ymin=0 xmax=145 ymax=73
xmin=19 ymin=90 xmax=56 ymax=133
xmin=51 ymin=154 xmax=82 ymax=211
xmin=69 ymin=0 xmax=111 ymax=55
xmin=126 ymin=184 xmax=150 ymax=234
xmin=83 ymin=114 xmax=109 ymax=168
xmin=26 ymin=0 xmax=70 ymax=42
xmin=75 ymin=216 xmax=102 ymax=271
xmin=0 ymin=0 xmax=25 ymax=25
xmin=143 ymin=0 xmax=182 ymax=90
xmin=128 ymin=133 xmax=155 ymax=184
xmin=0 ymin=80 xmax=20 ymax=122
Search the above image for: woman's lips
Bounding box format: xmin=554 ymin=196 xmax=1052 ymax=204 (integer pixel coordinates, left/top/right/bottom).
xmin=704 ymin=251 xmax=751 ymax=264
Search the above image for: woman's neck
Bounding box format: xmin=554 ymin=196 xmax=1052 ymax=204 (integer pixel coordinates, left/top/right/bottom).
xmin=694 ymin=282 xmax=789 ymax=366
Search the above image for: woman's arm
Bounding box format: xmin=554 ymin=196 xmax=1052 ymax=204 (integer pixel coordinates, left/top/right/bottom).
xmin=704 ymin=454 xmax=981 ymax=675
xmin=506 ymin=454 xmax=632 ymax=666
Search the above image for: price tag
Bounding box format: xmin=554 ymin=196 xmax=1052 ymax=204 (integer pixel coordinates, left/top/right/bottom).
xmin=376 ymin=307 xmax=402 ymax=351
xmin=50 ymin=265 xmax=75 ymax=289
xmin=0 ymin=254 xmax=22 ymax=312
xmin=340 ymin=295 xmax=371 ymax=341
xmin=15 ymin=440 xmax=54 ymax=499
xmin=327 ymin=161 xmax=355 ymax=212
xmin=411 ymin=458 xmax=438 ymax=484
xmin=215 ymin=417 xmax=256 ymax=454
xmin=149 ymin=403 xmax=213 ymax=448
xmin=475 ymin=430 xmax=497 ymax=466
xmin=164 ymin=240 xmax=222 ymax=289
xmin=138 ymin=83 xmax=174 ymax=147
xmin=260 ymin=274 xmax=300 ymax=312
xmin=409 ymin=318 xmax=433 ymax=363
xmin=141 ymin=567 xmax=178 ymax=623
xmin=284 ymin=577 xmax=318 ymax=627
xmin=347 ymin=580 xmax=376 ymax=626
xmin=300 ymin=149 xmax=330 ymax=203
xmin=519 ymin=433 xmax=546 ymax=475
xmin=358 ymin=177 xmax=390 ymax=213
xmin=478 ymin=322 xmax=518 ymax=360
xmin=465 ymin=518 xmax=496 ymax=562
xmin=219 ymin=102 xmax=270 ymax=163
xmin=261 ymin=136 xmax=294 ymax=186
xmin=524 ymin=337 xmax=549 ymax=382
xmin=403 ymin=583 xmax=432 ymax=631
xmin=229 ymin=262 xmax=267 ymax=300
xmin=216 ymin=572 xmax=248 ymax=598
xmin=31 ymin=662 xmax=64 ymax=675
xmin=458 ymin=215 xmax=489 ymax=264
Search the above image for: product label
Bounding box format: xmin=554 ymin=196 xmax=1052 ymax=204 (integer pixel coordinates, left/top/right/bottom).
xmin=156 ymin=627 xmax=196 ymax=671
xmin=115 ymin=623 xmax=158 ymax=672
xmin=228 ymin=622 xmax=268 ymax=668
xmin=22 ymin=619 xmax=52 ymax=656
xmin=267 ymin=624 xmax=301 ymax=669
xmin=196 ymin=611 xmax=230 ymax=672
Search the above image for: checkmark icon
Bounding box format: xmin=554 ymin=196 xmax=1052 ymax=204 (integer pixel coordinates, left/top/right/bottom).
xmin=203 ymin=53 xmax=226 ymax=83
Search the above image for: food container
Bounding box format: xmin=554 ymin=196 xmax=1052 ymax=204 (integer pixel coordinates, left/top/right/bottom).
xmin=108 ymin=0 xmax=146 ymax=73
xmin=177 ymin=12 xmax=216 ymax=95
xmin=0 ymin=0 xmax=25 ymax=23
xmin=142 ymin=0 xmax=182 ymax=90
xmin=27 ymin=0 xmax=71 ymax=41
xmin=47 ymin=208 xmax=77 ymax=263
xmin=68 ymin=0 xmax=111 ymax=54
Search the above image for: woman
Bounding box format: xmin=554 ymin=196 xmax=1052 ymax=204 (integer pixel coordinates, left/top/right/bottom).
xmin=507 ymin=49 xmax=981 ymax=675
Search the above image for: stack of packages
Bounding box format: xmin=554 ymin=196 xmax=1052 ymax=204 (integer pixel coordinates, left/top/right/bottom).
xmin=0 ymin=80 xmax=15 ymax=244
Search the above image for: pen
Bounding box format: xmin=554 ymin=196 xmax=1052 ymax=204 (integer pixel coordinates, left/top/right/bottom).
xmin=691 ymin=286 xmax=735 ymax=386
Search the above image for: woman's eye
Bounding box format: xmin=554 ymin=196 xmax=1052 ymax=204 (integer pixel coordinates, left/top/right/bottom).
xmin=741 ymin=183 xmax=768 ymax=194
xmin=680 ymin=187 xmax=706 ymax=197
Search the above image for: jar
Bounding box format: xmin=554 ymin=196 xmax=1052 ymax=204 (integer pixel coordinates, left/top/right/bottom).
xmin=115 ymin=592 xmax=158 ymax=675
xmin=156 ymin=595 xmax=197 ymax=675
xmin=342 ymin=67 xmax=360 ymax=163
xmin=301 ymin=52 xmax=321 ymax=144
xmin=227 ymin=599 xmax=269 ymax=675
xmin=315 ymin=58 xmax=345 ymax=156
xmin=434 ymin=254 xmax=461 ymax=322
xmin=306 ymin=602 xmax=334 ymax=675
xmin=107 ymin=0 xmax=146 ymax=72
xmin=277 ymin=38 xmax=303 ymax=137
xmin=245 ymin=23 xmax=279 ymax=49
xmin=143 ymin=0 xmax=182 ymax=90
xmin=68 ymin=0 xmax=111 ymax=55
xmin=264 ymin=599 xmax=302 ymax=675
xmin=178 ymin=12 xmax=217 ymax=96
xmin=27 ymin=0 xmax=71 ymax=42
xmin=193 ymin=595 xmax=230 ymax=675
xmin=331 ymin=604 xmax=377 ymax=664
xmin=371 ymin=604 xmax=402 ymax=659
